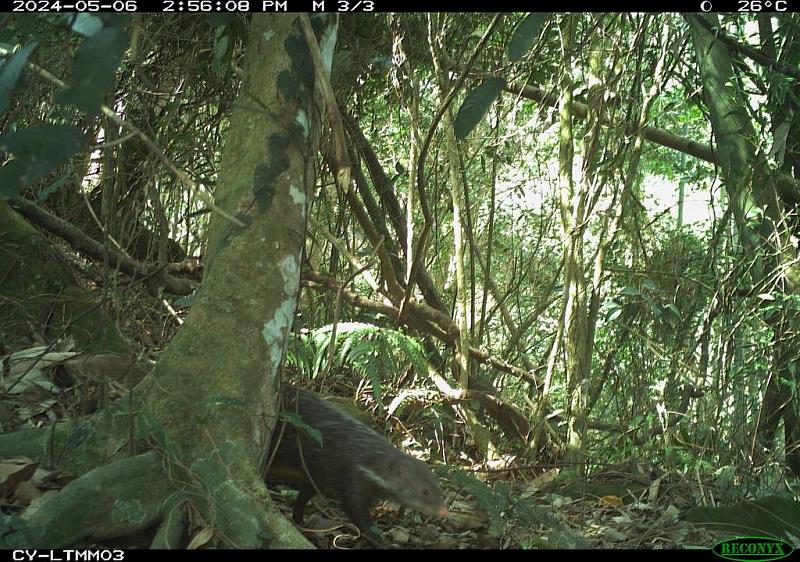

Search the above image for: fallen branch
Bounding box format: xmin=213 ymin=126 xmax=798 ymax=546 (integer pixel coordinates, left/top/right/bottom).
xmin=9 ymin=196 xmax=195 ymax=295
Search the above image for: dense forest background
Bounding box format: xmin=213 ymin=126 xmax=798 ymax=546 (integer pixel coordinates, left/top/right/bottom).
xmin=1 ymin=11 xmax=800 ymax=550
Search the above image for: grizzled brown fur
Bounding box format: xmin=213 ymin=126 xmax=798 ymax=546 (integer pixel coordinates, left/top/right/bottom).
xmin=266 ymin=385 xmax=448 ymax=547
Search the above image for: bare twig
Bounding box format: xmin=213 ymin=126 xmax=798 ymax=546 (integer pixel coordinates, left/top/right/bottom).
xmin=0 ymin=45 xmax=245 ymax=229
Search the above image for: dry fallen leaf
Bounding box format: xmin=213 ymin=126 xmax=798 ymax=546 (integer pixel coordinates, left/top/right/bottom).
xmin=648 ymin=475 xmax=664 ymax=504
xmin=25 ymin=489 xmax=58 ymax=512
xmin=660 ymin=504 xmax=680 ymax=522
xmin=603 ymin=527 xmax=628 ymax=542
xmin=16 ymin=399 xmax=58 ymax=423
xmin=0 ymin=458 xmax=38 ymax=498
xmin=29 ymin=467 xmax=56 ymax=486
xmin=600 ymin=495 xmax=624 ymax=508
xmin=435 ymin=535 xmax=460 ymax=549
xmin=2 ymin=348 xmax=74 ymax=397
xmin=187 ymin=526 xmax=215 ymax=549
xmin=522 ymin=468 xmax=560 ymax=496
xmin=62 ymin=353 xmax=151 ymax=388
xmin=14 ymin=480 xmax=42 ymax=505
xmin=442 ymin=512 xmax=486 ymax=532
xmin=388 ymin=527 xmax=410 ymax=544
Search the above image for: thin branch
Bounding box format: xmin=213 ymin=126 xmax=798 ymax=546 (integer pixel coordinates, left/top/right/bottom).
xmin=9 ymin=196 xmax=195 ymax=295
xmin=298 ymin=14 xmax=351 ymax=193
xmin=302 ymin=269 xmax=543 ymax=389
xmin=402 ymin=14 xmax=503 ymax=320
xmin=687 ymin=13 xmax=800 ymax=81
xmin=0 ymin=45 xmax=245 ymax=229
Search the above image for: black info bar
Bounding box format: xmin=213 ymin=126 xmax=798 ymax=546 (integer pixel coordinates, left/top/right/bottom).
xmin=3 ymin=0 xmax=797 ymax=13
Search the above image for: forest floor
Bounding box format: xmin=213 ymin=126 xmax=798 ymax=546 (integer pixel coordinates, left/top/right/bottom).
xmin=0 ymin=345 xmax=728 ymax=550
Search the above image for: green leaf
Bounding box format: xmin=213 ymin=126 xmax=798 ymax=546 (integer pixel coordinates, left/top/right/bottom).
xmin=642 ymin=294 xmax=660 ymax=315
xmin=369 ymin=372 xmax=384 ymax=413
xmin=172 ymin=292 xmax=197 ymax=307
xmin=0 ymin=125 xmax=86 ymax=197
xmin=69 ymin=14 xmax=104 ymax=37
xmin=97 ymin=14 xmax=131 ymax=28
xmin=211 ymin=30 xmax=231 ymax=76
xmin=290 ymin=322 xmax=429 ymax=389
xmin=508 ymin=13 xmax=548 ymax=62
xmin=642 ymin=278 xmax=658 ymax=291
xmin=56 ymin=26 xmax=128 ymax=115
xmin=213 ymin=33 xmax=230 ymax=64
xmin=207 ymin=14 xmax=237 ymax=28
xmin=619 ymin=286 xmax=641 ymax=297
xmin=0 ymin=43 xmax=37 ymax=116
xmin=454 ymin=77 xmax=505 ymax=140
xmin=0 ymin=161 xmax=28 ymax=197
xmin=278 ymin=411 xmax=323 ymax=447
xmin=605 ymin=302 xmax=622 ymax=322
xmin=36 ymin=174 xmax=71 ymax=202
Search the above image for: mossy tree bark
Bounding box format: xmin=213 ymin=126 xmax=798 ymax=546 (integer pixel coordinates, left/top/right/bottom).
xmin=0 ymin=13 xmax=337 ymax=549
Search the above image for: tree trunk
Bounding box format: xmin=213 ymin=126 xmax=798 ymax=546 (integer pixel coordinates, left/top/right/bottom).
xmin=1 ymin=13 xmax=337 ymax=549
xmin=688 ymin=13 xmax=800 ymax=477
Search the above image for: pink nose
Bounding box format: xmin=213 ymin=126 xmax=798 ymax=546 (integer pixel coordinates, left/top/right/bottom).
xmin=437 ymin=507 xmax=449 ymax=518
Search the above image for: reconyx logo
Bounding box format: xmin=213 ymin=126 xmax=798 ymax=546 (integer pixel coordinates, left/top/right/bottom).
xmin=712 ymin=536 xmax=794 ymax=562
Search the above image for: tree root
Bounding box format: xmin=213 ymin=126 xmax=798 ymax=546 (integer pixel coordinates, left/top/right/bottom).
xmin=0 ymin=414 xmax=132 ymax=475
xmin=22 ymin=452 xmax=171 ymax=547
xmin=151 ymin=500 xmax=187 ymax=548
xmin=8 ymin=444 xmax=312 ymax=549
